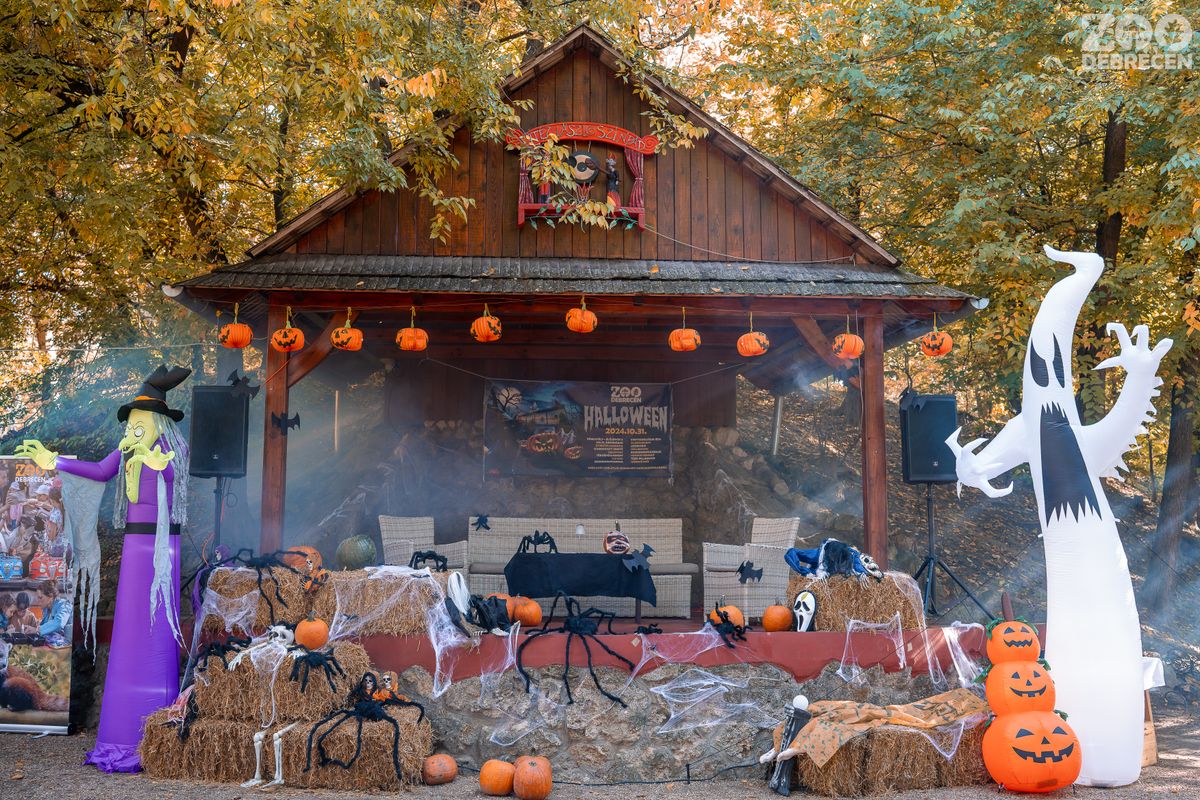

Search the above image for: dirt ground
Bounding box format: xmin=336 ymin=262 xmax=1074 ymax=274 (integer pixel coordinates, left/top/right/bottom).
xmin=1 ymin=711 xmax=1197 ymax=799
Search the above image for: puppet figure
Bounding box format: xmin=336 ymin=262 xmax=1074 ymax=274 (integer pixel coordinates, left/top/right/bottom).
xmin=17 ymin=365 xmax=191 ymax=773
xmin=947 ymin=247 xmax=1170 ymax=787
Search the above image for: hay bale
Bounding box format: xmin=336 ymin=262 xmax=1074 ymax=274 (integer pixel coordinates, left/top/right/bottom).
xmin=279 ymin=705 xmax=432 ymax=790
xmin=796 ymin=736 xmax=869 ymax=797
xmin=182 ymin=718 xmax=264 ymax=784
xmin=139 ymin=709 xmax=188 ymax=780
xmin=192 ymin=642 xmax=372 ymax=725
xmin=203 ymin=566 xmax=311 ymax=633
xmin=311 ymin=569 xmax=449 ymax=637
xmin=861 ymin=728 xmax=942 ymax=794
xmin=937 ymin=722 xmax=989 ymax=786
xmin=787 ymin=572 xmax=924 ymax=631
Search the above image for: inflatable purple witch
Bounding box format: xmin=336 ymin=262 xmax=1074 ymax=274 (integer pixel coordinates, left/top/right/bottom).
xmin=18 ymin=365 xmax=191 ymax=772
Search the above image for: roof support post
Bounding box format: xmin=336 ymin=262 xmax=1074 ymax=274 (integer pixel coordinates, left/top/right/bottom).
xmin=859 ymin=306 xmax=889 ymax=569
xmin=260 ymin=303 xmax=289 ymax=554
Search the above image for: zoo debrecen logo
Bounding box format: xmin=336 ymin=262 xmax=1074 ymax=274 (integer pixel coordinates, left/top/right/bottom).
xmin=609 ymin=385 xmax=644 ymax=404
xmin=1080 ymin=13 xmax=1194 ymax=70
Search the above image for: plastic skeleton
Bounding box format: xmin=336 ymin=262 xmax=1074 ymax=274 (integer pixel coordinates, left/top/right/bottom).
xmin=947 ymin=246 xmax=1170 ymax=787
xmin=227 ymin=623 xmax=296 ymax=671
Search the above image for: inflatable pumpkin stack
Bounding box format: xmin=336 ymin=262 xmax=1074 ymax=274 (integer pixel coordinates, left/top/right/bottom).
xmin=980 ymin=594 xmax=1081 ymax=793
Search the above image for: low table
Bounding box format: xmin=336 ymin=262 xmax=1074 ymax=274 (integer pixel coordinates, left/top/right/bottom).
xmin=503 ymin=552 xmax=656 ymax=623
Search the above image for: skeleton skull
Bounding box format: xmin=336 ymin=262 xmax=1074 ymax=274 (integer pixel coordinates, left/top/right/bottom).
xmin=266 ymin=624 xmax=295 ymax=648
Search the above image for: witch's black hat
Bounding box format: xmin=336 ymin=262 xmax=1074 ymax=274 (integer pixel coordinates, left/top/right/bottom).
xmin=118 ymin=365 xmax=191 ymax=422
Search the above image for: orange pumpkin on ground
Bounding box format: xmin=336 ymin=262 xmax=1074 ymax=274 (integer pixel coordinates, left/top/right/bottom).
xmin=985 ymin=660 xmax=1056 ymax=715
xmin=919 ymin=329 xmax=953 ymax=357
xmin=219 ymin=321 xmax=253 ymax=349
xmin=397 ymin=326 xmax=429 ymax=351
xmin=294 ymin=612 xmax=330 ymax=651
xmin=831 ymin=332 xmax=864 ymax=359
xmin=982 ymin=711 xmax=1081 ymax=793
xmin=513 ymin=755 xmax=553 ymax=800
xmin=511 ymin=597 xmax=543 ymax=627
xmin=565 ymin=300 xmax=598 ymax=333
xmin=479 ymin=759 xmax=516 ymax=796
xmin=422 ymin=754 xmax=458 ymax=785
xmin=737 ymin=330 xmax=770 ymax=357
xmin=985 ymin=618 xmax=1041 ymax=664
xmin=471 ymin=305 xmax=502 ymax=342
xmin=761 ymin=604 xmax=794 ymax=632
xmin=708 ymin=602 xmax=745 ymax=629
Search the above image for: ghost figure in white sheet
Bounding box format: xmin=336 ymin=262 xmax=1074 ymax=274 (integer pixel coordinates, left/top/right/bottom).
xmin=947 ymin=245 xmax=1171 ymax=787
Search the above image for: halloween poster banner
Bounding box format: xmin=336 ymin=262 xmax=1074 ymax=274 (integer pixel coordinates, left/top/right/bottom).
xmin=484 ymin=379 xmax=672 ymax=477
xmin=0 ymin=456 xmax=74 ymax=734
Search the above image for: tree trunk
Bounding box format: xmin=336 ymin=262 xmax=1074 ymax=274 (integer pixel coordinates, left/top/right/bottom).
xmin=1143 ymin=359 xmax=1198 ymax=616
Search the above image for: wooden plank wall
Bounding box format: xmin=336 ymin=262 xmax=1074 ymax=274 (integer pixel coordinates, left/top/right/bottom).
xmin=294 ymin=49 xmax=855 ymax=264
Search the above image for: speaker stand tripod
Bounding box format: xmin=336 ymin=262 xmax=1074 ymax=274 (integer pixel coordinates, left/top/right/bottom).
xmin=211 ymin=475 xmax=227 ymax=556
xmin=912 ymin=482 xmax=994 ymax=619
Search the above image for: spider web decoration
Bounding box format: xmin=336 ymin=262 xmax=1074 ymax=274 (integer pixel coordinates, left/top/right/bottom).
xmin=489 ymin=684 xmax=569 ymax=747
xmin=649 ymin=667 xmax=779 ymax=734
xmin=837 ymin=613 xmax=906 ymax=686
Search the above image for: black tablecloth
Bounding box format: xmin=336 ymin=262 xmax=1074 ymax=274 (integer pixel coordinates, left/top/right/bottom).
xmin=503 ymin=552 xmax=657 ymax=607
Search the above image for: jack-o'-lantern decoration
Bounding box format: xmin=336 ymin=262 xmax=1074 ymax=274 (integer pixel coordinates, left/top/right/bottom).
xmin=737 ymin=311 xmax=769 ymax=357
xmin=603 ymin=523 xmax=630 ymax=554
xmin=982 ymin=711 xmax=1081 ymax=793
xmin=397 ymin=306 xmax=429 ymax=351
xmin=985 ymin=660 xmax=1056 ymax=715
xmin=270 ymin=306 xmax=305 ymax=352
xmin=331 ymin=307 xmax=363 ymax=351
xmin=565 ymin=296 xmax=598 ymax=333
xmin=832 ymin=330 xmax=864 ymax=360
xmin=986 ymin=618 xmax=1041 ymax=664
xmin=218 ymin=303 xmax=253 ymax=349
xmin=669 ymin=307 xmax=701 ymax=352
xmin=471 ymin=304 xmax=502 ymax=342
xmin=919 ymin=314 xmax=953 ymax=357
xmin=761 ymin=603 xmax=795 ymax=632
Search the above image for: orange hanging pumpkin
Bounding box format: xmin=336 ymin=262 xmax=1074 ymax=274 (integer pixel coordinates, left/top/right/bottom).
xmin=270 ymin=320 xmax=305 ymax=352
xmin=218 ymin=303 xmax=253 ymax=348
xmin=331 ymin=308 xmax=363 ymax=351
xmin=294 ymin=612 xmax=330 ymax=651
xmin=512 ymin=755 xmax=553 ymax=800
xmin=511 ymin=597 xmax=543 ymax=628
xmin=920 ymin=329 xmax=953 ymax=357
xmin=565 ymin=297 xmax=598 ymax=333
xmin=985 ymin=618 xmax=1041 ymax=664
xmin=397 ymin=305 xmax=428 ymax=351
xmin=831 ymin=332 xmax=864 ymax=360
xmin=708 ymin=600 xmax=745 ymax=629
xmin=471 ymin=304 xmax=502 ymax=342
xmin=669 ymin=307 xmax=701 ymax=352
xmin=986 ymin=660 xmax=1056 ymax=715
xmin=737 ymin=331 xmax=770 ymax=357
xmin=422 ymin=754 xmax=458 ymax=785
xmin=479 ymin=759 xmax=516 ymax=796
xmin=982 ymin=711 xmax=1081 ymax=793
xmin=761 ymin=604 xmax=794 ymax=632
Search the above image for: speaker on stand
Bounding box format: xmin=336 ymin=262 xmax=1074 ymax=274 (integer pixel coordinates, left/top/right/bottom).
xmin=189 ymin=385 xmax=250 ymax=552
xmin=899 ymin=389 xmax=994 ymax=619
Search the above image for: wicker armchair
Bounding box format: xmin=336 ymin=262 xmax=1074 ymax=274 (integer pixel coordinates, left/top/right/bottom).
xmin=377 ymin=515 xmax=467 ymax=571
xmin=703 ymin=517 xmax=801 ymax=621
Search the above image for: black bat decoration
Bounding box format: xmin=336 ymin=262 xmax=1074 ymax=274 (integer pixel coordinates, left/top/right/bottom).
xmin=736 ymin=560 xmax=764 ymax=584
xmin=227 ymin=370 xmax=261 ymax=399
xmin=622 ymin=543 xmax=655 ymax=573
xmin=272 ymin=411 xmax=301 ymax=436
xmin=473 ymin=514 xmax=490 ymax=531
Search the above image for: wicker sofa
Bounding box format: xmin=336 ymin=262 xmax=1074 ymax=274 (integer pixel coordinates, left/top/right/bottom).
xmin=702 ymin=517 xmax=802 ymax=621
xmin=377 ymin=515 xmax=468 ymax=575
xmin=465 ymin=517 xmax=695 ymax=618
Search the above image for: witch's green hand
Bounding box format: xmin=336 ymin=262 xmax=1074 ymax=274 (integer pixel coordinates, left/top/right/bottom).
xmin=14 ymin=440 xmax=57 ymax=471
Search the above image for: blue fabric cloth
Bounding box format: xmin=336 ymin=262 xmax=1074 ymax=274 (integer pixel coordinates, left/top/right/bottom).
xmin=39 ymin=597 xmax=72 ymax=637
xmin=784 ymin=538 xmax=875 ymax=578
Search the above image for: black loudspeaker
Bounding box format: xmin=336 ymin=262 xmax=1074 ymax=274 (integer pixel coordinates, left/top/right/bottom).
xmin=189 ymin=385 xmax=250 ymax=478
xmin=899 ymin=391 xmax=958 ymax=484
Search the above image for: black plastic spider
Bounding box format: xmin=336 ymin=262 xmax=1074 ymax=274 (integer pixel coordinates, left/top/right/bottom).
xmin=288 ymin=646 xmax=346 ymax=693
xmin=517 ymin=531 xmax=558 ymax=554
xmin=221 ymin=548 xmax=306 ymax=624
xmin=634 ymin=623 xmax=663 ymax=635
xmin=710 ymin=606 xmax=749 ymax=648
xmin=304 ymin=672 xmax=423 ymax=783
xmin=516 ymin=592 xmax=634 ymax=707
xmin=177 ymin=688 xmax=200 ymax=742
xmin=408 ymin=550 xmax=448 ymax=572
xmin=194 ymin=634 xmax=252 ymax=674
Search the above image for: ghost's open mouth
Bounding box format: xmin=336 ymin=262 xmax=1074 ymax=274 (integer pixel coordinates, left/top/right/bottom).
xmin=1013 ymin=743 xmax=1074 ymax=763
xmin=1009 ymin=686 xmax=1047 ymax=697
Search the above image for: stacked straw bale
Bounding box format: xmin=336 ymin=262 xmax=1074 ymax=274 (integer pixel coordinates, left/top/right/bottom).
xmin=202 ymin=566 xmax=310 ymax=633
xmin=786 ymin=572 xmax=924 ymax=631
xmin=311 ymin=569 xmax=450 ymax=637
xmin=280 ymin=704 xmax=432 ymax=790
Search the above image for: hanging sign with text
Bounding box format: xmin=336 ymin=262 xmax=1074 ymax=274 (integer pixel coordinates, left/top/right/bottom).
xmin=484 ymin=379 xmax=672 ymax=477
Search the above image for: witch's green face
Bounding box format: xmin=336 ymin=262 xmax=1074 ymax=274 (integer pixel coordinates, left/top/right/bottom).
xmin=119 ymin=409 xmax=160 ymax=453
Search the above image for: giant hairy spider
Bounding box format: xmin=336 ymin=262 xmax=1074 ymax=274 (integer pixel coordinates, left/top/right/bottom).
xmin=304 ymin=672 xmax=424 ymax=783
xmin=194 ymin=634 xmax=252 ymax=674
xmin=288 ymin=646 xmax=346 ymax=693
xmin=516 ymin=592 xmax=634 ymax=707
xmin=517 ymin=531 xmax=558 ymax=554
xmin=710 ymin=606 xmax=748 ymax=648
xmin=220 ymin=548 xmax=306 ymax=624
xmin=408 ymin=550 xmax=448 ymax=572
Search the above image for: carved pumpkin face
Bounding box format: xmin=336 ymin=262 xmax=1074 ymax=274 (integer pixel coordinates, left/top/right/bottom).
xmin=219 ymin=321 xmax=253 ymax=349
xmin=669 ymin=327 xmax=701 ymax=352
xmin=271 ymin=325 xmax=305 ymax=352
xmin=565 ymin=305 xmax=598 ymax=333
xmin=471 ymin=309 xmax=502 ymax=342
xmin=396 ymin=326 xmax=429 ymax=351
xmin=986 ymin=619 xmax=1041 ymax=664
xmin=331 ymin=324 xmax=363 ymax=351
xmin=919 ymin=330 xmax=953 ymax=357
xmin=832 ymin=332 xmax=864 ymax=359
xmin=737 ymin=331 xmax=770 ymax=357
xmin=982 ymin=711 xmax=1081 ymax=792
xmin=986 ymin=661 xmax=1056 ymax=714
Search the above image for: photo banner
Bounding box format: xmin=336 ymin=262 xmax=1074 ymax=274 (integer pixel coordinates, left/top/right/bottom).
xmin=0 ymin=456 xmax=74 ymax=735
xmin=484 ymin=379 xmax=672 ymax=477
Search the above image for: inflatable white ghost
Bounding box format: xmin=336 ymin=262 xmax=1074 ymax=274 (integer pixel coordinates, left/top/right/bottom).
xmin=947 ymin=246 xmax=1171 ymax=788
